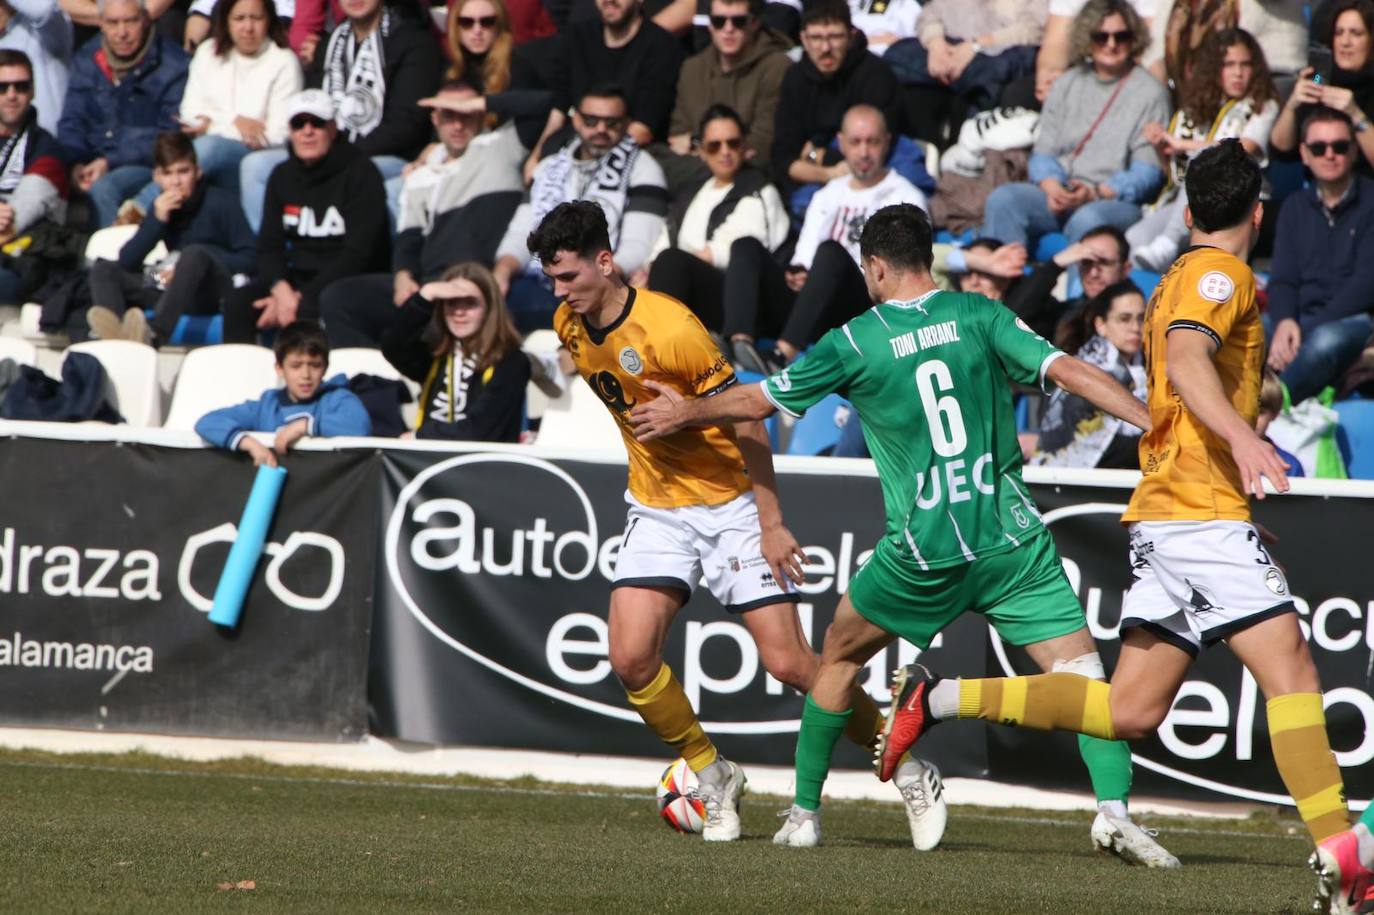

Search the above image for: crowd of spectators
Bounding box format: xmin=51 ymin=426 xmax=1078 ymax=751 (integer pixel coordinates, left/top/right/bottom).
xmin=0 ymin=0 xmax=1370 ymax=462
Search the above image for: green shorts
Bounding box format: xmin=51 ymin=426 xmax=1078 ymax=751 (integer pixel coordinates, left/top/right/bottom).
xmin=848 ymin=529 xmax=1085 ymax=650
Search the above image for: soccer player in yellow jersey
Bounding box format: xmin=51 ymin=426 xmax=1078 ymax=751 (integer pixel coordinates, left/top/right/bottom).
xmin=874 ymin=140 xmax=1371 ymax=911
xmin=528 ymin=201 xmax=945 ymax=844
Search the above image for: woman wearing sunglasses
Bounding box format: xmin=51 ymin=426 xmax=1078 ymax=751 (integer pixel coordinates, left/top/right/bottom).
xmin=981 ymin=0 xmax=1169 ymax=252
xmin=445 ymin=0 xmax=514 ymax=94
xmin=381 ymin=262 xmax=530 ymax=442
xmin=645 ymin=105 xmax=788 ymax=342
xmin=1129 ymin=28 xmax=1279 ymax=271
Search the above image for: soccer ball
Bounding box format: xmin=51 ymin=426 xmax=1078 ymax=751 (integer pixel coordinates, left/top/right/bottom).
xmin=655 ymin=758 xmax=706 ymax=833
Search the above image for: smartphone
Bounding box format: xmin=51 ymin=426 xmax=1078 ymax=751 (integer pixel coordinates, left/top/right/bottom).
xmin=1310 ymin=46 xmax=1334 ymax=85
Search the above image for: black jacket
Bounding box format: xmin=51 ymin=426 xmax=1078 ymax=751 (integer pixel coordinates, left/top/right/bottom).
xmin=307 ymin=13 xmax=443 ymax=160
xmin=258 ymin=140 xmax=391 ymax=300
xmin=118 ymin=184 xmax=256 ymax=275
xmin=381 ymin=293 xmax=530 ymax=442
xmin=770 ymin=33 xmax=902 ymax=195
xmin=553 ymin=18 xmax=684 ymax=142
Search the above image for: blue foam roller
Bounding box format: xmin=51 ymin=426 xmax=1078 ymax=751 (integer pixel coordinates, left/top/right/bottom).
xmin=208 ymin=464 xmax=288 ymax=628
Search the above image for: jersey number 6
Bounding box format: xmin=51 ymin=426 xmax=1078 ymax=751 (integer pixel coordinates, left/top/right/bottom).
xmin=916 ymin=359 xmax=968 ymax=457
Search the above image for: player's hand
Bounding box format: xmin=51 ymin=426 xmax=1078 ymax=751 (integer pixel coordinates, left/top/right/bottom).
xmin=1267 ymin=318 xmax=1301 ymax=372
xmin=240 ymin=436 xmax=278 ymax=468
xmin=274 ymin=417 xmax=309 ymax=456
xmin=628 ymin=379 xmax=688 ymax=441
xmin=761 ymin=521 xmax=807 ymax=588
xmin=1231 ymin=429 xmax=1290 ymax=500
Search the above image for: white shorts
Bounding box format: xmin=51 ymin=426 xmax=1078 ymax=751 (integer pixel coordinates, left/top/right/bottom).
xmin=612 ymin=491 xmax=798 ymax=613
xmin=1120 ymin=520 xmax=1296 ymax=656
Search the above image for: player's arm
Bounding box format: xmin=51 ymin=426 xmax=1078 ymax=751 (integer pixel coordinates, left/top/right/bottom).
xmin=629 ymin=380 xmax=775 ymax=441
xmin=734 ymin=420 xmax=806 ymax=586
xmin=1046 ymin=355 xmax=1151 ymax=432
xmin=1165 ymin=328 xmax=1290 ymax=499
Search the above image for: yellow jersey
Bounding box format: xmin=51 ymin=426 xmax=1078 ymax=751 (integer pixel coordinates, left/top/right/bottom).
xmin=554 ymin=287 xmax=752 ymax=509
xmin=1123 ymin=246 xmax=1264 ymax=522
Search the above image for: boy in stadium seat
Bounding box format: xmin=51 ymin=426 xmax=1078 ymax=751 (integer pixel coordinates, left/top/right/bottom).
xmin=195 ymin=321 xmax=372 ymax=467
xmin=529 ymin=199 xmax=950 ymax=849
xmin=630 ymin=202 xmax=1174 ymax=864
xmin=86 ymin=130 xmax=255 ymax=347
xmin=862 ymin=141 xmax=1374 ymax=913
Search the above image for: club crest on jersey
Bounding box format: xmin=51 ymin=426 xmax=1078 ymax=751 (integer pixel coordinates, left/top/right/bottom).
xmin=1197 ymin=271 xmax=1234 ymax=303
xmin=618 ymin=346 xmax=643 ymax=375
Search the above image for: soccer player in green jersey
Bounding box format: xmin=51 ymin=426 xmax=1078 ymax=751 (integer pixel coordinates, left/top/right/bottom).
xmin=629 ymin=203 xmax=1172 ymax=859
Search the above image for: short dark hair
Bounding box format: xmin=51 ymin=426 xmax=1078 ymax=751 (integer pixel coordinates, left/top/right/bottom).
xmin=153 ymin=130 xmax=197 ymax=169
xmin=1080 ymin=224 xmax=1130 ymax=263
xmin=578 ymin=82 xmax=628 ymax=110
xmin=1300 ymin=104 xmax=1355 ymax=143
xmin=697 ymin=103 xmax=745 ymax=140
xmin=0 ymin=49 xmax=33 ymax=77
xmin=1185 ymin=138 xmax=1262 ymax=233
xmin=802 ymin=0 xmax=849 ymax=29
xmin=527 ymin=200 xmax=612 ymax=264
xmin=435 ymin=76 xmax=482 ymax=96
xmin=713 ymin=0 xmax=766 ymax=17
xmin=859 ymin=204 xmax=932 ymax=273
xmin=273 ymin=321 xmax=330 ymax=364
xmin=966 ymin=236 xmax=1001 ymax=255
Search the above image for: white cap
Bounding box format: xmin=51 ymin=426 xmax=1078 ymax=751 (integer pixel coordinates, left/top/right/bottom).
xmin=287 ymin=89 xmax=335 ymax=123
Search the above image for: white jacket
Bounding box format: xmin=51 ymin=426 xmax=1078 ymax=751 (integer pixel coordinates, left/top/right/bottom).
xmin=179 ymin=39 xmax=303 ymax=146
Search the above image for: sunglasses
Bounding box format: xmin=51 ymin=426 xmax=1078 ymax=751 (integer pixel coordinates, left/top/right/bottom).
xmin=577 ymin=111 xmax=626 ymax=129
xmin=702 ymin=136 xmax=743 ymax=154
xmin=1081 ymin=257 xmax=1122 ymax=272
xmin=1090 ymin=29 xmax=1133 ymax=45
xmin=709 ymin=13 xmax=751 ymax=29
xmin=440 ymin=295 xmax=484 ymax=310
xmin=457 ymin=14 xmax=497 ymax=29
xmin=289 ymin=114 xmax=330 ymax=130
xmin=1306 ymin=139 xmax=1353 ymax=156
xmin=0 ymin=79 xmax=32 ymax=95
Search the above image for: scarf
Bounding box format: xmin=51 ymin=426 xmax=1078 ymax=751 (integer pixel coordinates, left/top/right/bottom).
xmin=323 ymin=8 xmax=391 ymax=141
xmin=525 ymin=135 xmax=639 ymax=281
xmin=1031 ymin=335 xmax=1146 ymax=469
xmin=103 ymin=29 xmax=155 ymax=81
xmin=0 ymin=107 xmax=33 ymax=196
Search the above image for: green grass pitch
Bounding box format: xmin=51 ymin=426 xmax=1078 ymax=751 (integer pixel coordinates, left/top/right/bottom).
xmin=0 ymin=748 xmax=1319 ymax=913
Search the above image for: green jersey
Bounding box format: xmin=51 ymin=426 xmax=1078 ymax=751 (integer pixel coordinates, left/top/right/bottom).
xmin=763 ymin=289 xmax=1064 ymax=570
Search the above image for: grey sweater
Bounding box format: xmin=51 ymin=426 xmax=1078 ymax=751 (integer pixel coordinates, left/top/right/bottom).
xmin=1031 ymin=65 xmax=1169 ymax=191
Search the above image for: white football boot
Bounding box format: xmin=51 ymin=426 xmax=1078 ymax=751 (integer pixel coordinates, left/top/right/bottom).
xmin=1091 ymin=811 xmax=1181 ymax=868
xmin=894 ymin=757 xmax=948 ymax=851
xmin=773 ymin=805 xmax=821 ymax=847
xmin=697 ymin=758 xmax=746 ymax=842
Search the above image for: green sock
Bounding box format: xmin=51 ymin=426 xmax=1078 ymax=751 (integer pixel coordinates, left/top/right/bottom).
xmin=795 ymin=695 xmax=852 ymax=811
xmin=1359 ymin=805 xmax=1374 ymax=831
xmin=1078 ymin=734 xmax=1132 ymax=804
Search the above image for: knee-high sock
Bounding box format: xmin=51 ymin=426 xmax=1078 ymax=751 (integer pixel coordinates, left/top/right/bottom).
xmin=957 ymin=673 xmax=1116 ymax=740
xmin=1268 ymin=692 xmax=1348 ymax=842
xmin=625 ymin=663 xmax=717 ymax=772
xmin=795 ymin=695 xmax=851 ymax=811
xmin=1078 ymin=735 xmax=1132 ymax=804
xmin=845 ymin=687 xmax=883 ymax=750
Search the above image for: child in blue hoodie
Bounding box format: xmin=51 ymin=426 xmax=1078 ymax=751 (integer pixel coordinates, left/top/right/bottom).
xmin=195 ymin=322 xmax=372 ymax=466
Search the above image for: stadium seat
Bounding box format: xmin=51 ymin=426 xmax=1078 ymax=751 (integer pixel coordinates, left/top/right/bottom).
xmin=164 ymin=343 xmax=278 ymax=431
xmin=83 ymin=225 xmax=167 ymax=267
xmin=734 ymin=369 xmax=781 ymax=450
xmin=523 ymin=329 xmax=563 ymax=423
xmin=786 ymin=393 xmax=850 ymax=456
xmin=0 ymin=336 xmax=38 ymax=367
xmin=62 ymin=339 xmax=162 ymax=426
xmin=536 ymin=371 xmax=622 ymax=449
xmin=1335 ymin=400 xmax=1374 ymax=479
xmin=1035 ymin=233 xmax=1070 ymax=263
xmin=155 ymin=313 xmax=224 ymax=346
xmin=329 ymin=347 xmax=404 ymax=381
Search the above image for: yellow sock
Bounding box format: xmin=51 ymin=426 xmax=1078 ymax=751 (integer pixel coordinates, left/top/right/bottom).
xmin=846 ymin=687 xmax=883 ymax=751
xmin=625 ymin=663 xmax=717 ymax=771
xmin=1268 ymin=692 xmax=1349 ymax=842
xmin=958 ymin=673 xmax=1116 ymax=740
